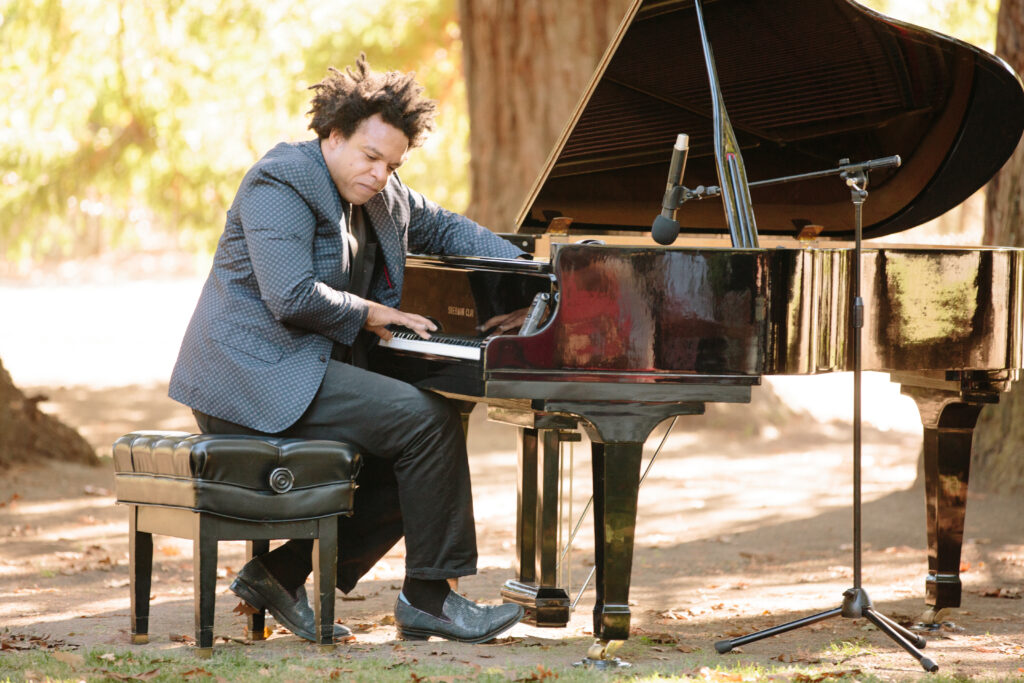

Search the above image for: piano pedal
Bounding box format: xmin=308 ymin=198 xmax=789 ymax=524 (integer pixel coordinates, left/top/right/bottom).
xmin=574 ymin=639 xmax=630 ymax=669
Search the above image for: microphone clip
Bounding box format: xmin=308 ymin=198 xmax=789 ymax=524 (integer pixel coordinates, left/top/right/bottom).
xmin=664 ymin=184 xmax=720 ymax=210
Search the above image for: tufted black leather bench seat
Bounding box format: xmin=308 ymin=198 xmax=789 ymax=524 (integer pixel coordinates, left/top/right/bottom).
xmin=113 ymin=431 xmax=361 ymax=656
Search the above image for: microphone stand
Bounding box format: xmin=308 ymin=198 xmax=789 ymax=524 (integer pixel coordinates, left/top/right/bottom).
xmin=658 ymin=155 xmax=904 ymax=228
xmin=711 ymin=156 xmax=939 ymax=672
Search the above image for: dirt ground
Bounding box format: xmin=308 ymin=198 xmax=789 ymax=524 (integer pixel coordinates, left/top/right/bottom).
xmin=1 ymin=271 xmax=1023 ymax=680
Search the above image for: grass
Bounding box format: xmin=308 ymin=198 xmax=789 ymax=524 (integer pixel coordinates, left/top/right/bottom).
xmin=0 ymin=643 xmax=892 ymax=683
xmin=822 ymin=637 xmax=875 ymax=659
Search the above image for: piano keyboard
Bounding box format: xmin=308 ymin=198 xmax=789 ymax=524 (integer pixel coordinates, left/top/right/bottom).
xmin=379 ymin=329 xmax=482 ymax=361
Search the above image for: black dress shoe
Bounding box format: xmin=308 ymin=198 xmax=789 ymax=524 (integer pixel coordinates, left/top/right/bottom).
xmin=394 ymin=591 xmax=523 ymax=643
xmin=230 ymin=557 xmax=352 ymax=642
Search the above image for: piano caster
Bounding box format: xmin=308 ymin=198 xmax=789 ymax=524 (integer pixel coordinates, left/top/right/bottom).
xmin=573 ymin=639 xmax=630 ymax=669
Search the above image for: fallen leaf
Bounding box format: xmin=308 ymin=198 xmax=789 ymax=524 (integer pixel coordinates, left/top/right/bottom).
xmin=482 ymin=636 xmax=522 ymax=646
xmin=50 ymin=650 xmax=85 ymax=667
xmin=514 ymin=664 xmax=558 ymax=681
xmin=697 ymin=666 xmax=744 ymax=680
xmin=232 ymin=601 xmax=260 ymax=616
xmin=0 ymin=632 xmax=68 ymax=651
xmin=217 ymin=635 xmax=251 ymax=646
xmin=773 ymin=650 xmax=822 ymax=664
xmin=676 ymin=643 xmax=698 ymax=653
xmin=791 ymin=671 xmax=862 ymax=682
xmin=100 ymin=668 xmax=162 ymax=681
xmin=658 ymin=608 xmax=692 ymax=621
xmin=169 ymin=633 xmax=196 ymax=644
xmin=83 ymin=485 xmax=112 ymax=496
xmin=979 ymin=587 xmax=1022 ymax=599
xmin=882 ymin=545 xmax=916 ymax=554
xmin=0 ymin=493 xmax=20 ymax=507
xmin=182 ymin=667 xmax=213 ymax=677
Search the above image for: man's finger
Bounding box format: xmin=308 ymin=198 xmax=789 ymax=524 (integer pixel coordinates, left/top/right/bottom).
xmin=369 ymin=326 xmax=393 ymax=341
xmin=477 ymin=314 xmax=510 ymax=335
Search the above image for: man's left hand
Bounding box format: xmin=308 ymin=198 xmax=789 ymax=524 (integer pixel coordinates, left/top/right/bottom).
xmin=478 ymin=308 xmax=530 ymax=336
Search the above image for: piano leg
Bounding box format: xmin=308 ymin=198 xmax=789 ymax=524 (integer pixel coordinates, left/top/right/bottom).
xmin=590 ymin=440 xmax=643 ymax=642
xmin=501 ymin=427 xmax=573 ymax=626
xmin=902 ymin=386 xmax=989 ymax=615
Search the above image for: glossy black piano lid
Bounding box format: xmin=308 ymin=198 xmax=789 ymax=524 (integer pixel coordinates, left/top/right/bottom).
xmin=516 ymin=0 xmax=1024 ymax=240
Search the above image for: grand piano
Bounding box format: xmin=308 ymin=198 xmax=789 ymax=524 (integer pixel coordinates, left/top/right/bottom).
xmin=371 ymin=0 xmax=1024 ymax=660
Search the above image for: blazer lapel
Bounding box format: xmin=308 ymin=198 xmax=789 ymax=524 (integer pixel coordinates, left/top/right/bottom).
xmin=299 ymin=139 xmax=350 ymax=283
xmin=364 ymin=194 xmax=404 ymax=305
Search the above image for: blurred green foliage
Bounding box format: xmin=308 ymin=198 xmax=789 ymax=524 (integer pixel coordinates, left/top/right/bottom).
xmin=862 ymin=0 xmax=999 ymax=51
xmin=0 ymin=0 xmax=463 ymax=261
xmin=0 ymin=0 xmax=999 ymax=263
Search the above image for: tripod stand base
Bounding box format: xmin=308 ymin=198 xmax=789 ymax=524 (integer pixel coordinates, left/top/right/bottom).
xmin=715 ymin=588 xmax=937 ymax=672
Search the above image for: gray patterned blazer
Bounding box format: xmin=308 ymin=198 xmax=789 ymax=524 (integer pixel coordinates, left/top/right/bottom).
xmin=169 ymin=139 xmax=523 ymax=433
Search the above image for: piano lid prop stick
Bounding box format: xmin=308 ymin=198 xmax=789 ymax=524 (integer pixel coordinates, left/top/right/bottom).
xmin=693 ymin=0 xmax=759 ymax=249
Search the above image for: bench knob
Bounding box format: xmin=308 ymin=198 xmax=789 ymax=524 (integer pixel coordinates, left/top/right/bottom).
xmin=268 ymin=467 xmax=294 ymax=493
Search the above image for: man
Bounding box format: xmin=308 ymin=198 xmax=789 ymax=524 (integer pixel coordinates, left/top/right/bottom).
xmin=169 ymin=55 xmax=525 ymax=644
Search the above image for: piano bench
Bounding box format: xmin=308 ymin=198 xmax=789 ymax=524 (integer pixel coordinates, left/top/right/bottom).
xmin=112 ymin=431 xmax=361 ymax=657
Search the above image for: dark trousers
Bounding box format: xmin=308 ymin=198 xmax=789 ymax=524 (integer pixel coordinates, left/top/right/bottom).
xmin=194 ymin=359 xmax=477 ymax=592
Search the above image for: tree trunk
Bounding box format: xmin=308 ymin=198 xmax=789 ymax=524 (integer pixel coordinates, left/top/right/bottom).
xmin=974 ymin=0 xmax=1024 ymax=493
xmin=458 ymin=0 xmax=633 ymax=231
xmin=0 ymin=357 xmax=98 ymax=468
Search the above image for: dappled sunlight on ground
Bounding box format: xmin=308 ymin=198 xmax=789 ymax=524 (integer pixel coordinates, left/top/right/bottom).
xmin=3 ymin=274 xmax=1023 ymax=679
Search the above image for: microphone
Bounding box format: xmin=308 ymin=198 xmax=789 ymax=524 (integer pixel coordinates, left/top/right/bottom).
xmin=652 ymin=134 xmax=689 ymax=245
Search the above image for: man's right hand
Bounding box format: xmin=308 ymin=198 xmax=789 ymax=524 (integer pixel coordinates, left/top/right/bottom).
xmin=364 ymin=301 xmax=436 ymax=341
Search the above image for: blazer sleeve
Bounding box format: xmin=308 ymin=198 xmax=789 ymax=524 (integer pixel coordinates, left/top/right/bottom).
xmin=238 ymin=164 xmax=369 ymax=346
xmin=404 ymin=184 xmax=525 ymax=259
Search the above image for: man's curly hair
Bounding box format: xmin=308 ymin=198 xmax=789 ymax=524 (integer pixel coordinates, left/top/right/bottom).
xmin=307 ymin=54 xmax=437 ymax=148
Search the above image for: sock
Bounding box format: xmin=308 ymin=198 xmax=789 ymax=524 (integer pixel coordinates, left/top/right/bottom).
xmin=402 ymin=576 xmax=451 ymax=617
xmin=257 ymin=540 xmax=312 ymax=592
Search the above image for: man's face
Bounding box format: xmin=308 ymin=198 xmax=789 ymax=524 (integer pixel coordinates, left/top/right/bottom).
xmin=321 ymin=113 xmax=410 ymax=205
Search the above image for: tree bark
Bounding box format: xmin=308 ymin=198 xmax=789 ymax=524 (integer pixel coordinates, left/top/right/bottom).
xmin=0 ymin=357 xmax=98 ymax=468
xmin=458 ymin=0 xmax=633 ymax=231
xmin=974 ymin=0 xmax=1024 ymax=493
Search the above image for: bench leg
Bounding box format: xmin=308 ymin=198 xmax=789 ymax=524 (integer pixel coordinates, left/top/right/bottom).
xmin=313 ymin=516 xmax=339 ymax=649
xmin=245 ymin=540 xmax=270 ymax=639
xmin=129 ymin=506 xmax=152 ymax=644
xmin=193 ymin=515 xmax=218 ymax=657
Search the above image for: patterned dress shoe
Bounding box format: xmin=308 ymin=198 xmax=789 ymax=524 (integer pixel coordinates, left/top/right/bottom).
xmin=230 ymin=557 xmax=352 ymax=642
xmin=394 ymin=591 xmax=524 ymax=644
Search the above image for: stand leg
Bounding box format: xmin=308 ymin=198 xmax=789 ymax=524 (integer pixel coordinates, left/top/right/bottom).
xmin=863 ymin=609 xmax=937 ymax=671
xmin=870 ymin=608 xmax=927 ymax=648
xmin=193 ymin=515 xmax=218 ymax=657
xmin=313 ymin=516 xmax=338 ymax=649
xmin=716 ymin=587 xmax=934 ymax=670
xmin=129 ymin=506 xmax=152 ymax=645
xmin=715 ymin=608 xmax=842 ymax=653
xmin=246 ymin=540 xmax=270 ymax=640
